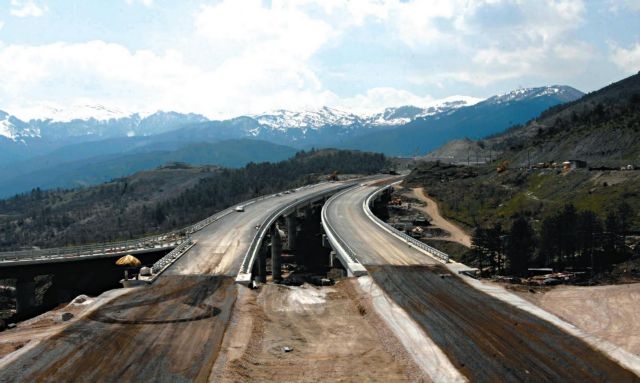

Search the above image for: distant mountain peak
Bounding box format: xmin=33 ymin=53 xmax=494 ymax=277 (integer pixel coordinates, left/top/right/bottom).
xmin=365 ymin=96 xmax=483 ymax=126
xmin=0 ymin=110 xmax=40 ymax=141
xmin=251 ymin=106 xmax=361 ymax=130
xmin=487 ymin=85 xmax=584 ymax=105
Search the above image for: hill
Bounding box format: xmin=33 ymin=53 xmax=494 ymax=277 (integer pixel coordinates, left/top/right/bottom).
xmin=0 ymin=149 xmax=387 ymax=250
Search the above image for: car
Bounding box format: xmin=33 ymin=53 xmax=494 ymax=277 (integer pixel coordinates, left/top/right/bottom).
xmin=235 ymin=205 xmax=245 ymax=212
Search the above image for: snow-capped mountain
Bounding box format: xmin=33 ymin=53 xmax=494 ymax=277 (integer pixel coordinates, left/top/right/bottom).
xmin=365 ymin=96 xmax=483 ymax=126
xmin=251 ymin=106 xmax=362 ymax=131
xmin=0 ymin=110 xmax=41 ymax=142
xmin=0 ymin=109 xmax=208 ymax=142
xmin=484 ymin=86 xmax=584 ymax=105
xmin=249 ymin=96 xmax=483 ymax=131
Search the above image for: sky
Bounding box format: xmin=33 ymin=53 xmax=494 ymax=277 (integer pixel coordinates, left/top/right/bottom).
xmin=0 ymin=0 xmax=639 ymax=120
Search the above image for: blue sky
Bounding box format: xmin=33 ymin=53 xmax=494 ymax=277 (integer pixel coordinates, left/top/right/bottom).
xmin=0 ymin=0 xmax=639 ymax=119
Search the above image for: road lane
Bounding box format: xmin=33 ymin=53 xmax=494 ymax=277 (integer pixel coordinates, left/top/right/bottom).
xmin=325 ymin=182 xmax=639 ymax=382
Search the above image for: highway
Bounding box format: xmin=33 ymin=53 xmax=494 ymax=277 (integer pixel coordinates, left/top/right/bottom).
xmin=0 ymin=181 xmax=349 ymax=382
xmin=324 ymin=182 xmax=639 ymax=382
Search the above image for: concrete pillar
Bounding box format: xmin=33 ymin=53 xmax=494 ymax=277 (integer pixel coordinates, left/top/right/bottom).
xmin=15 ymin=276 xmax=37 ymax=315
xmin=286 ymin=215 xmax=297 ymax=251
xmin=257 ymin=244 xmax=267 ymax=283
xmin=271 ymin=225 xmax=283 ymax=282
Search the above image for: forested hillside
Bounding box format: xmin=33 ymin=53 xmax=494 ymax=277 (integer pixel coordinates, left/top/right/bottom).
xmin=0 ymin=149 xmax=387 ymax=251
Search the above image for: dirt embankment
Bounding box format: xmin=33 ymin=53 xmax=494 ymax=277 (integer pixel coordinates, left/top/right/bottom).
xmin=214 ymin=280 xmax=427 ymax=382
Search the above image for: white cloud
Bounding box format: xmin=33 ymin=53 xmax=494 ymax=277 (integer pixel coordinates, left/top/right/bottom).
xmin=332 ymin=87 xmax=436 ymax=114
xmin=10 ymin=0 xmax=47 ymax=18
xmin=194 ymin=0 xmax=335 ymax=61
xmin=125 ymin=0 xmax=153 ymax=7
xmin=0 ymin=0 xmax=620 ymax=120
xmin=0 ymin=39 xmax=340 ymax=120
xmin=611 ymin=43 xmax=640 ymax=73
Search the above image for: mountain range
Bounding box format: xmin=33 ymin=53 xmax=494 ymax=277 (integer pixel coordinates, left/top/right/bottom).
xmin=0 ymin=85 xmax=583 ymax=197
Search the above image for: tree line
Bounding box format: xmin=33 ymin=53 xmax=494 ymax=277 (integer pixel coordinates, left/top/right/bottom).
xmin=470 ymin=202 xmax=634 ymax=276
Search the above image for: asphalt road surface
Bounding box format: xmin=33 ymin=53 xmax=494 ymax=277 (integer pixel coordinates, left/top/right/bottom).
xmin=325 ymin=183 xmax=639 ymax=382
xmin=0 ymin=182 xmax=348 ymax=382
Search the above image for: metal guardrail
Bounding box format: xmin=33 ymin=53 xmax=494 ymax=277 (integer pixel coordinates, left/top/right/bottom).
xmin=364 ymin=183 xmax=450 ymax=263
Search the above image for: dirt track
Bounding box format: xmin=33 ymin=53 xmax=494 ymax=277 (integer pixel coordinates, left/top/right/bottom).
xmin=0 ymin=275 xmax=237 ymax=382
xmin=408 ymin=187 xmax=471 ymax=248
xmin=369 ymin=264 xmax=639 ymax=382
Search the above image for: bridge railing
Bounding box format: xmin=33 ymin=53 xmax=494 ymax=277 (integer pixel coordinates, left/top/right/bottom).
xmin=0 ymin=231 xmax=186 ymax=263
xmin=364 ymin=183 xmax=450 ymax=263
xmin=321 ymin=186 xmax=362 ymax=265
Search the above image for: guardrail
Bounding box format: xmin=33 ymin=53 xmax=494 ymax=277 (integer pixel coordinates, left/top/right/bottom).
xmin=321 ymin=186 xmax=362 ymax=265
xmin=363 ymin=182 xmax=450 ymax=263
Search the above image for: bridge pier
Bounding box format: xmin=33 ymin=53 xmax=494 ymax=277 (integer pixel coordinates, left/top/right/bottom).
xmin=15 ymin=276 xmax=37 ymax=316
xmin=271 ymin=225 xmax=283 ymax=282
xmin=256 ymin=243 xmax=268 ymax=283
xmin=285 ymin=214 xmax=297 ymax=252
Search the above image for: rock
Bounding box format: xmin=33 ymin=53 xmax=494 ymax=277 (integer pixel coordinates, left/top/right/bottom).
xmin=140 ymin=266 xmax=152 ymax=276
xmin=71 ymin=295 xmax=89 ymax=304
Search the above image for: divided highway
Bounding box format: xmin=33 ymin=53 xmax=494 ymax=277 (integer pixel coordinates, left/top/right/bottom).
xmin=324 ymin=182 xmax=639 ymax=382
xmin=0 ymin=181 xmax=349 ymax=382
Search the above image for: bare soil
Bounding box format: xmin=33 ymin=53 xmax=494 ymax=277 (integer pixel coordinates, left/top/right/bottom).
xmin=214 ymin=280 xmax=425 ymax=382
xmin=515 ymin=283 xmax=640 ymax=357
